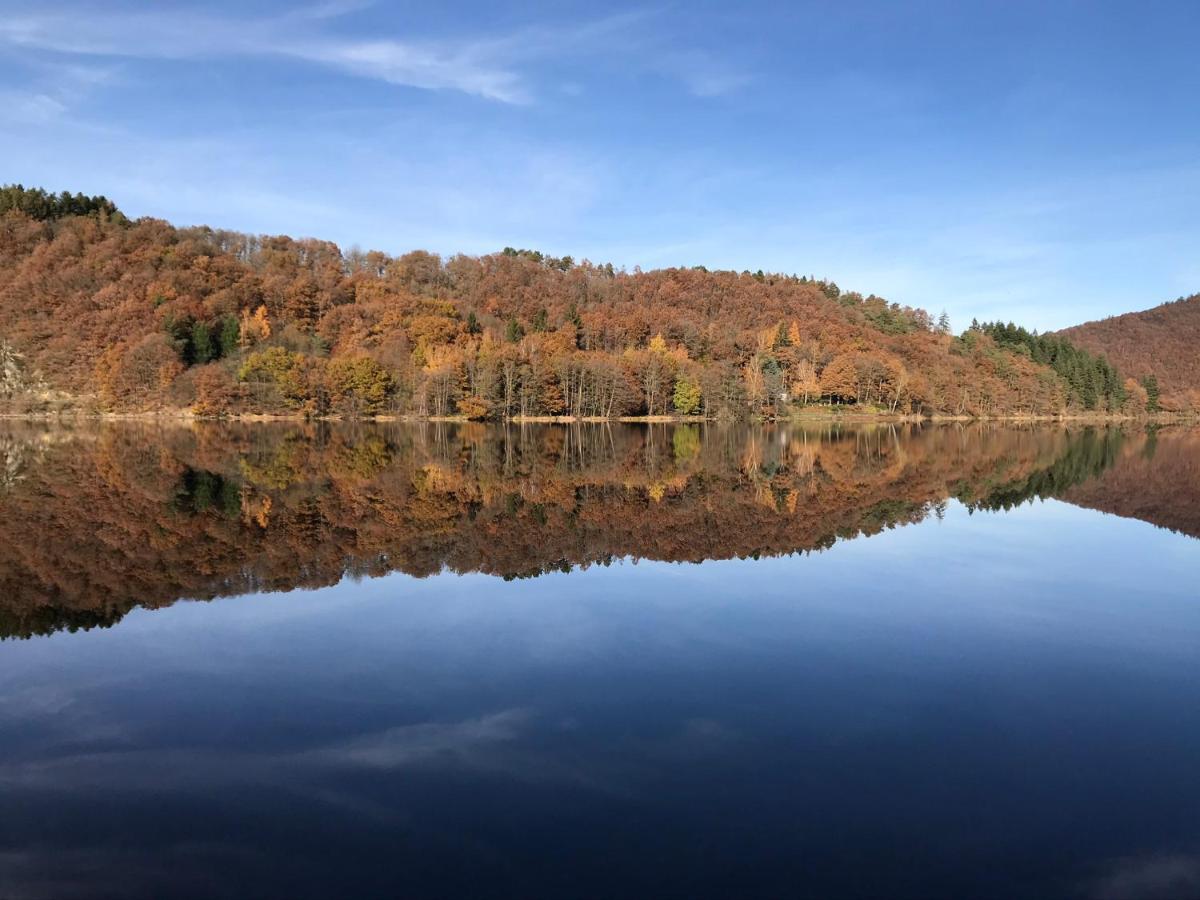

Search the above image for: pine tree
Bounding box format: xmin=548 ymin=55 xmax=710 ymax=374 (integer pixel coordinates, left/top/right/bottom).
xmin=191 ymin=321 xmax=213 ymax=365
xmin=1142 ymin=374 xmax=1161 ymax=412
xmin=218 ymin=316 xmax=240 ymax=358
xmin=0 ymin=184 xmax=124 ymax=223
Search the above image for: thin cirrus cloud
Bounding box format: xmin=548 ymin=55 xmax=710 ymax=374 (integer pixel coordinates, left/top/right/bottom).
xmin=0 ymin=4 xmax=742 ymax=105
xmin=0 ymin=6 xmax=530 ymax=103
xmin=0 ymin=60 xmax=118 ymax=125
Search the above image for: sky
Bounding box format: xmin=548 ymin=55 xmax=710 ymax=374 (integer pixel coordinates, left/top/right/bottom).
xmin=1 ymin=0 xmax=1197 ymax=332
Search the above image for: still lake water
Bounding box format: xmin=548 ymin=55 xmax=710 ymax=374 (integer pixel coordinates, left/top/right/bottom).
xmin=0 ymin=422 xmax=1198 ymax=899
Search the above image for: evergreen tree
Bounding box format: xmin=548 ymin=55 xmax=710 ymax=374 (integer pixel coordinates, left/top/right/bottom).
xmin=1142 ymin=374 xmax=1161 ymax=412
xmin=980 ymin=321 xmax=1125 ymax=411
xmin=566 ymin=302 xmax=584 ymax=348
xmin=191 ymin=321 xmax=214 ymax=365
xmin=218 ymin=316 xmax=240 ymax=358
xmin=0 ymin=184 xmax=124 ymax=223
xmin=165 ymin=316 xmax=193 ymax=363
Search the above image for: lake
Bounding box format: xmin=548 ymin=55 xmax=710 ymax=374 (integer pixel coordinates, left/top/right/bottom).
xmin=1 ymin=421 xmax=1198 ymax=899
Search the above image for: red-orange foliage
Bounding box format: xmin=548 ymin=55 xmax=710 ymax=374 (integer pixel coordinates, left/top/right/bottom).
xmin=0 ymin=421 xmax=1139 ymax=638
xmin=1059 ymin=294 xmax=1200 ymax=411
xmin=0 ymin=204 xmax=1124 ymax=417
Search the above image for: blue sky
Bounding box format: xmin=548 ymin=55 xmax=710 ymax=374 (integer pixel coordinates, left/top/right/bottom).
xmin=1 ymin=1 xmax=1197 ymax=331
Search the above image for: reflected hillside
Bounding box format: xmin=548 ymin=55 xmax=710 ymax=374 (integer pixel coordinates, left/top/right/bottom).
xmin=0 ymin=421 xmax=1160 ymax=639
xmin=1064 ymin=426 xmax=1200 ymax=539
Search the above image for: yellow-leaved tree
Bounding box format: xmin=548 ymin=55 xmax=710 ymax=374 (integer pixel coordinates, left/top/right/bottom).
xmin=239 ymin=305 xmax=272 ymax=350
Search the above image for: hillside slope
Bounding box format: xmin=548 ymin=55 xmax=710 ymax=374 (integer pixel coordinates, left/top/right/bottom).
xmin=0 ymin=422 xmax=1112 ymax=637
xmin=1064 ymin=426 xmax=1200 ymax=538
xmin=1060 ymin=294 xmax=1200 ymax=411
xmin=0 ymin=187 xmax=1133 ymax=419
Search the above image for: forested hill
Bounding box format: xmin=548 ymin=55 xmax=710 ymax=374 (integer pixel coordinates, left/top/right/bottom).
xmin=0 ymin=184 xmax=1142 ymax=419
xmin=1059 ymin=294 xmax=1200 ymax=412
xmin=0 ymin=422 xmax=1122 ymax=638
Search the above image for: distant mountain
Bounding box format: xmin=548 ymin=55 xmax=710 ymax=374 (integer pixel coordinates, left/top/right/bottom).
xmin=1060 ymin=294 xmax=1200 ymax=411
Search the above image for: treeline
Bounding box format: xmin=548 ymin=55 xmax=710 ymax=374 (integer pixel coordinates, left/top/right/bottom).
xmin=975 ymin=321 xmax=1127 ymax=410
xmin=0 ymin=187 xmax=1144 ymax=419
xmin=1063 ymin=424 xmax=1200 ymax=539
xmin=960 ymin=425 xmax=1126 ymax=510
xmin=0 ymin=421 xmax=1122 ymax=638
xmin=0 ymin=184 xmax=125 ymax=223
xmin=1059 ymin=293 xmax=1200 ymax=412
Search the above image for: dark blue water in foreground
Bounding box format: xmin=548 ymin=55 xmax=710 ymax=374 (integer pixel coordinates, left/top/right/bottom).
xmin=0 ymin=423 xmax=1198 ymax=899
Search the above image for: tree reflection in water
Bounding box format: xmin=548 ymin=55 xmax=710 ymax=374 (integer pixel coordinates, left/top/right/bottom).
xmin=0 ymin=421 xmax=1192 ymax=640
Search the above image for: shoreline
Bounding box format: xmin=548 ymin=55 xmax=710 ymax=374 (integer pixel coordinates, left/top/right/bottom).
xmin=0 ymin=409 xmax=1194 ymax=426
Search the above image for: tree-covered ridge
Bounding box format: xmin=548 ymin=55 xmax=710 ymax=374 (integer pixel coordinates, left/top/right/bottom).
xmin=0 ymin=184 xmax=124 ymax=223
xmin=1058 ymin=293 xmax=1200 ymax=412
xmin=0 ymin=187 xmax=1151 ymax=418
xmin=1063 ymin=425 xmax=1200 ymax=538
xmin=0 ymin=422 xmax=1130 ymax=639
xmin=959 ymin=425 xmax=1126 ymax=510
xmin=974 ymin=321 xmax=1126 ymax=411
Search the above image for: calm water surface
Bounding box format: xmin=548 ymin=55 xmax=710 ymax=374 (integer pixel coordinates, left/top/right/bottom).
xmin=1 ymin=422 xmax=1198 ymax=899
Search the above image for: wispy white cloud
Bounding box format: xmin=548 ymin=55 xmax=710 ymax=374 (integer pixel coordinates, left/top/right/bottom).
xmin=0 ymin=60 xmax=117 ymax=124
xmin=297 ymin=709 xmax=532 ymax=769
xmin=1088 ymin=851 xmax=1200 ymax=900
xmin=293 ymin=37 xmax=530 ymax=103
xmin=0 ymin=90 xmax=65 ymax=124
xmin=0 ymin=4 xmax=739 ymax=106
xmin=0 ymin=6 xmax=530 ymax=103
xmin=0 ymin=705 xmax=615 ymax=796
xmin=659 ymin=50 xmax=753 ymax=98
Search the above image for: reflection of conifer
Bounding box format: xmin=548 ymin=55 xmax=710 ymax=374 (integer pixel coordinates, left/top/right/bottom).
xmin=0 ymin=422 xmax=1172 ymax=641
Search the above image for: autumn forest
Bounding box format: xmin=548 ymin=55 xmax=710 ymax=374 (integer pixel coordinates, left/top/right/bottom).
xmin=2 ymin=419 xmax=1188 ymax=640
xmin=0 ymin=185 xmax=1186 ymax=420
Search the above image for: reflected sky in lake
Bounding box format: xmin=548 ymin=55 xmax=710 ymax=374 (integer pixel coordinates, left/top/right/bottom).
xmin=1 ymin=424 xmax=1199 ymax=899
